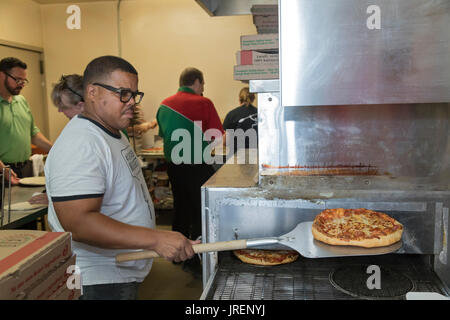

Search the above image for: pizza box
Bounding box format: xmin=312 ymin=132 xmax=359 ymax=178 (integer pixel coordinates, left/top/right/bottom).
xmin=253 ymin=15 xmax=278 ymax=27
xmin=240 ymin=34 xmax=279 ymax=51
xmin=24 ymin=254 xmax=76 ymax=300
xmin=49 ymin=286 xmax=81 ymax=300
xmin=256 ymin=27 xmax=279 ymax=34
xmin=234 ymin=64 xmax=279 ymax=81
xmin=250 ymin=4 xmax=278 ymax=16
xmin=0 ymin=230 xmax=72 ymax=300
xmin=236 ymin=50 xmax=279 ymax=65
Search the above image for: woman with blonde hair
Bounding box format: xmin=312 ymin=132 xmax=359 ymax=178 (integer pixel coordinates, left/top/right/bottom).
xmin=223 ymin=87 xmax=258 ymax=153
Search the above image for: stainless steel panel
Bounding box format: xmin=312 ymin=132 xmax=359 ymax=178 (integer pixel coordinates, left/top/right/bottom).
xmin=435 ymin=203 xmax=450 ymax=291
xmin=258 ymin=92 xmax=289 ymax=172
xmin=260 ymin=174 xmax=450 ymax=192
xmin=195 ymin=0 xmax=277 ymax=16
xmin=280 ymin=0 xmax=450 ymax=106
xmin=216 ymin=201 xmax=435 ymax=254
xmin=202 ymin=163 xmax=450 ymax=287
xmin=282 ymin=104 xmax=449 ymax=177
xmin=249 ymin=79 xmax=279 ymax=93
xmin=258 ymin=94 xmax=450 ymax=181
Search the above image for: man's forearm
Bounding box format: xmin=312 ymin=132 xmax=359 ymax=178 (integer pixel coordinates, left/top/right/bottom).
xmin=67 ymin=210 xmax=158 ymax=250
xmin=31 ymin=132 xmax=53 ymax=152
xmin=53 ymin=200 xmax=196 ymax=261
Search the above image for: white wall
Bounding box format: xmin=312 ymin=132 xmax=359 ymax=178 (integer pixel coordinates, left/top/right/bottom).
xmin=39 ymin=0 xmax=257 ymax=140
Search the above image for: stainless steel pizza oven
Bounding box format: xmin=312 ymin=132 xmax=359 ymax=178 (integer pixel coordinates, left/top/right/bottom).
xmin=200 ymin=0 xmax=450 ymax=300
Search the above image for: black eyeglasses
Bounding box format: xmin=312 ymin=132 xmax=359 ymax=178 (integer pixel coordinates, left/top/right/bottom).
xmin=4 ymin=71 xmax=29 ymax=86
xmin=93 ymin=83 xmax=144 ymax=104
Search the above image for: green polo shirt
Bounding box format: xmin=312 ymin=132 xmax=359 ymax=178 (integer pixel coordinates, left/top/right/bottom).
xmin=0 ymin=95 xmax=40 ymax=163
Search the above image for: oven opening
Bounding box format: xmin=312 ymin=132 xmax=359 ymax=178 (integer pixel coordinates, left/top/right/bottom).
xmin=204 ymin=252 xmax=446 ymax=300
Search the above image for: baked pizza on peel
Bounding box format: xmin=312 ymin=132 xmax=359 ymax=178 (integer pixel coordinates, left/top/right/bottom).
xmin=312 ymin=208 xmax=403 ymax=248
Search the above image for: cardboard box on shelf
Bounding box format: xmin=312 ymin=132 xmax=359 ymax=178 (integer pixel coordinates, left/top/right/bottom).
xmin=253 ymin=14 xmax=278 ymax=27
xmin=240 ymin=33 xmax=279 ymax=51
xmin=236 ymin=50 xmax=279 ymax=65
xmin=49 ymin=287 xmax=81 ymax=300
xmin=250 ymin=4 xmax=278 ymax=16
xmin=25 ymin=254 xmax=76 ymax=300
xmin=0 ymin=230 xmax=72 ymax=300
xmin=233 ymin=64 xmax=279 ymax=81
xmin=251 ymin=4 xmax=278 ymax=34
xmin=256 ymin=27 xmax=279 ymax=34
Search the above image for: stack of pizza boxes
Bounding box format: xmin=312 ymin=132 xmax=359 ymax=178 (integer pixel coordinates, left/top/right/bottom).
xmin=234 ymin=5 xmax=279 ymax=81
xmin=0 ymin=230 xmax=80 ymax=300
xmin=251 ymin=4 xmax=279 ymax=34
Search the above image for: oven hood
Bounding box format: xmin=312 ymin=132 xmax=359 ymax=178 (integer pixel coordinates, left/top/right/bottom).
xmin=195 ymin=0 xmax=277 ymax=16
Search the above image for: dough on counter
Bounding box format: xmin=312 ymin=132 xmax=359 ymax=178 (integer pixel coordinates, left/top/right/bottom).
xmin=4 ymin=202 xmax=47 ymax=211
xmin=18 ymin=176 xmax=46 ymax=186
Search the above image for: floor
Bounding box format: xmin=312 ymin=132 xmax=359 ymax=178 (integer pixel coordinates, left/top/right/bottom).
xmin=137 ymin=210 xmax=203 ymax=300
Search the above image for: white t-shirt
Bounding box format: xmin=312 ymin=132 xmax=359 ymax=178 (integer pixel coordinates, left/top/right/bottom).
xmin=45 ymin=115 xmax=155 ymax=286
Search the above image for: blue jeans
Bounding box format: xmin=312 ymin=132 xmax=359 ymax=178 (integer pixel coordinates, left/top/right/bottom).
xmin=80 ymin=282 xmax=140 ymax=300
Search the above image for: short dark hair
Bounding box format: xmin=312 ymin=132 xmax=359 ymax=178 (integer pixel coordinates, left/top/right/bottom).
xmin=82 ymin=55 xmax=138 ymax=90
xmin=52 ymin=74 xmax=84 ymax=108
xmin=179 ymin=67 xmax=203 ymax=87
xmin=0 ymin=57 xmax=27 ymax=72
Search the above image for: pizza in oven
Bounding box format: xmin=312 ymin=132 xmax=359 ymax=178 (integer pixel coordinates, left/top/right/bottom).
xmin=233 ymin=249 xmax=299 ymax=266
xmin=312 ymin=208 xmax=403 ymax=248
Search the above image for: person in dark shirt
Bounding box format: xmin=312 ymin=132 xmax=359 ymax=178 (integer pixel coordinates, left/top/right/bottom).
xmin=223 ymin=87 xmax=258 ymax=154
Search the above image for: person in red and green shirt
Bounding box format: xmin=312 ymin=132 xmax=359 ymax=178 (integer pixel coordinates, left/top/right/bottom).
xmin=156 ymin=67 xmax=224 ymax=277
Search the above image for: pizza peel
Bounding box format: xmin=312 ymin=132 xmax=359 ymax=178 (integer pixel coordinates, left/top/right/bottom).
xmin=116 ymin=221 xmax=402 ymax=263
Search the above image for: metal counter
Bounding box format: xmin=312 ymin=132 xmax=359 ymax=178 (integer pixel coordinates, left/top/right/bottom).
xmin=203 ymin=159 xmax=258 ymax=189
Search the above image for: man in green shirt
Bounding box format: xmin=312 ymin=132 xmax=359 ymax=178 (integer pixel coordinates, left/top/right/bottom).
xmin=0 ymin=57 xmax=52 ymax=184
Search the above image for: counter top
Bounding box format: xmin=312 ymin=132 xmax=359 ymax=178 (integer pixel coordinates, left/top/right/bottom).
xmin=1 ymin=185 xmax=48 ymax=229
xmin=204 ymin=149 xmax=258 ymax=188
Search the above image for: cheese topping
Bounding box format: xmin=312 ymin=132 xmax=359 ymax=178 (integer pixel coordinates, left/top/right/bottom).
xmin=313 ymin=208 xmax=402 ymax=240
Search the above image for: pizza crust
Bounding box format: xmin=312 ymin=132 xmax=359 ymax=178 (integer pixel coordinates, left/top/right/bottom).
xmin=233 ymin=249 xmax=299 ymax=266
xmin=312 ymin=225 xmax=402 ymax=248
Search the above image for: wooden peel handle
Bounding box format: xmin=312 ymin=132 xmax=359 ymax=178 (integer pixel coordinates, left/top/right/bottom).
xmin=115 ymin=239 xmax=248 ymax=263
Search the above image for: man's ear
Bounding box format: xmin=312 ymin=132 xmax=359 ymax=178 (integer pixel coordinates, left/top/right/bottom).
xmin=192 ymin=79 xmax=202 ymax=95
xmin=85 ymin=83 xmax=97 ymax=101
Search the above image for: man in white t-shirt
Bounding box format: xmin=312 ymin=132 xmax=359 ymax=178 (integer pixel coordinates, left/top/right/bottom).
xmin=45 ymin=55 xmax=199 ymax=300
